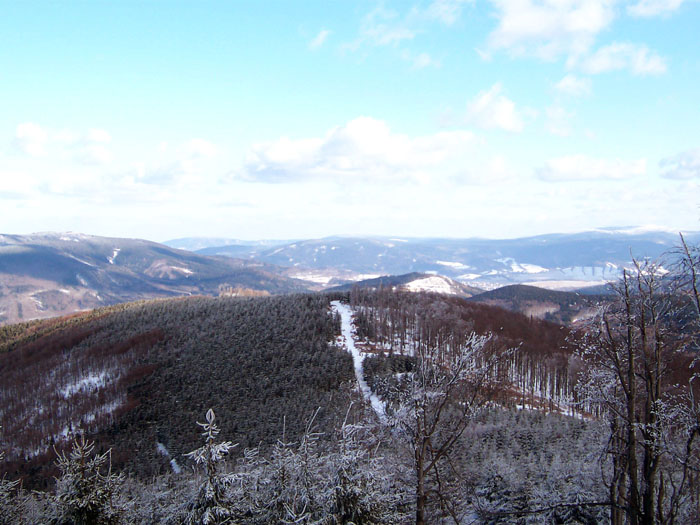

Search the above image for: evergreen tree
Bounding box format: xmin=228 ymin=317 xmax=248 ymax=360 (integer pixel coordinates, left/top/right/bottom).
xmin=185 ymin=409 xmax=238 ymax=525
xmin=54 ymin=434 xmax=123 ymax=525
xmin=0 ymin=426 xmax=20 ymax=523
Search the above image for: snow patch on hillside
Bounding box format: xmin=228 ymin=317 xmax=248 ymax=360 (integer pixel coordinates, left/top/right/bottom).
xmin=436 ymin=260 xmax=470 ymax=269
xmin=523 ymin=280 xmax=608 ymax=291
xmin=156 ymin=442 xmax=182 ymax=474
xmin=496 ymin=258 xmax=547 ymax=274
xmin=107 ymin=248 xmax=121 ymax=264
xmin=403 ymin=276 xmax=458 ymax=295
xmin=457 ymin=273 xmax=482 ymax=281
xmin=60 ymin=371 xmax=109 ymax=398
xmin=289 ymin=270 xmax=334 ymax=284
xmin=67 ymin=254 xmax=97 ymax=267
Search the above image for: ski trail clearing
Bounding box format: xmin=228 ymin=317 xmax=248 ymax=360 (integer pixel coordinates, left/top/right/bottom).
xmin=331 ymin=301 xmax=386 ymax=423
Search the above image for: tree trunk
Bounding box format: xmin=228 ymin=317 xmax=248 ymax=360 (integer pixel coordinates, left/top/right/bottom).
xmin=416 ymin=441 xmax=426 ymax=525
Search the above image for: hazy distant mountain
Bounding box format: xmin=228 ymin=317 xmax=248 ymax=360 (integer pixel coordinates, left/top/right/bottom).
xmin=188 ymin=228 xmax=700 ymax=290
xmin=164 ymin=237 xmax=292 ymax=252
xmin=0 ymin=232 xmax=311 ymax=325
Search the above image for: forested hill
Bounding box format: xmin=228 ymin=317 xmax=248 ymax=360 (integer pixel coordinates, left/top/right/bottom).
xmin=0 ymin=232 xmax=312 ymax=326
xmin=469 ymin=284 xmax=608 ymax=324
xmin=0 ymin=290 xmax=583 ymax=490
xmin=0 ymin=294 xmax=355 ymax=487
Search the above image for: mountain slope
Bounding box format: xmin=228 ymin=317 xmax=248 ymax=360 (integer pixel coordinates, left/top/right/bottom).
xmin=0 ymin=233 xmax=311 ymax=325
xmin=469 ymin=284 xmax=606 ymax=324
xmin=328 ymin=272 xmax=483 ymax=297
xmin=0 ymin=294 xmax=354 ymax=487
xmin=189 ymin=229 xmax=699 ymax=290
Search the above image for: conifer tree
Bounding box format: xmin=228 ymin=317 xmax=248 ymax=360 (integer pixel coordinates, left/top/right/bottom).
xmin=185 ymin=408 xmax=238 ymax=525
xmin=54 ymin=434 xmax=123 ymax=525
xmin=0 ymin=426 xmax=20 ymax=522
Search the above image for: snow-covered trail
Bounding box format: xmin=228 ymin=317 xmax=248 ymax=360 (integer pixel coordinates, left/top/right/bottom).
xmin=331 ymin=301 xmax=386 ymax=423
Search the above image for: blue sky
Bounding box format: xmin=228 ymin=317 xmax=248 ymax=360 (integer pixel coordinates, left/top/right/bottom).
xmin=2 ymin=0 xmax=699 ymax=241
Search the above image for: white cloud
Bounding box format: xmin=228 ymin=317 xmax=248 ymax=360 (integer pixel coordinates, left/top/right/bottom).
xmin=347 ymin=1 xmax=471 ymax=53
xmin=349 ymin=6 xmax=416 ymax=49
xmin=0 ymin=170 xmax=40 ymax=198
xmin=466 ymin=83 xmax=525 ymax=132
xmin=241 ymin=117 xmax=477 ymax=183
xmin=411 ymin=52 xmax=441 ymax=69
xmin=309 ymin=29 xmax=331 ymax=50
xmin=554 ymin=74 xmax=591 ymax=96
xmin=627 ymin=0 xmax=685 ymax=17
xmin=183 ymin=138 xmax=218 ymax=159
xmin=537 ymin=154 xmax=647 ymax=181
xmin=487 ymin=0 xmax=616 ymax=60
xmin=76 ymin=129 xmax=113 ymax=164
xmin=474 ymin=47 xmax=493 ymax=61
xmin=660 ymin=148 xmax=700 ymax=179
xmin=425 ymin=0 xmax=474 ymax=25
xmin=13 ymin=123 xmax=114 ymax=164
xmin=579 ymin=42 xmax=667 ymax=75
xmin=545 ymin=105 xmax=574 ymax=136
xmin=77 ymin=144 xmax=113 ymax=165
xmin=86 ymin=128 xmax=111 ymax=144
xmin=15 ymin=122 xmax=49 ymax=156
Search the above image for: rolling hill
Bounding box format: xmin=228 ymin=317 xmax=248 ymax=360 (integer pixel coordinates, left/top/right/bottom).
xmin=179 ymin=228 xmax=699 ymax=290
xmin=0 ymin=293 xmax=354 ymax=487
xmin=469 ymin=284 xmax=607 ymax=324
xmin=0 ymin=232 xmax=312 ymax=325
xmin=0 ymin=289 xmax=583 ymax=490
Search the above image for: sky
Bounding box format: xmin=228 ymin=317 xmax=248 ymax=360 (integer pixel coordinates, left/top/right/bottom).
xmin=1 ymin=0 xmax=699 ymax=242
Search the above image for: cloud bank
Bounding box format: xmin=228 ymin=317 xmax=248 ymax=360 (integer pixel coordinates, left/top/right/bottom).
xmin=241 ymin=117 xmax=477 ymax=183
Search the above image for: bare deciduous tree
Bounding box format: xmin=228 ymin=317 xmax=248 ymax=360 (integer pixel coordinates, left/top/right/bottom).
xmin=387 ymin=332 xmax=503 ymax=524
xmin=577 ymin=243 xmax=700 ymax=524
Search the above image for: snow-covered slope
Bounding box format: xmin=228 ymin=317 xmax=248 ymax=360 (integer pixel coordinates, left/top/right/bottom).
xmin=401 ymin=275 xmax=466 ymax=295
xmin=188 ymin=229 xmax=699 ymax=291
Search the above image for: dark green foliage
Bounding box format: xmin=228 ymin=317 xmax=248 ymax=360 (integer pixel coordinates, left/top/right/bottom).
xmin=455 ymin=409 xmax=608 ymax=524
xmin=363 ymin=353 xmax=416 ymax=401
xmin=1 ymin=294 xmax=354 ymax=486
xmin=54 ymin=435 xmax=123 ymax=525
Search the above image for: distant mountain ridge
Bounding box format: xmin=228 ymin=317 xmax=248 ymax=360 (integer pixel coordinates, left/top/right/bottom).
xmin=0 ymin=232 xmax=311 ymax=325
xmin=2 ymin=228 xmax=695 ymax=326
xmin=169 ymin=228 xmax=699 ymax=290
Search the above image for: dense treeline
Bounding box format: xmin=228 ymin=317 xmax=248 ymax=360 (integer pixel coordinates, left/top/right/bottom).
xmin=0 ymin=294 xmax=355 ymax=487
xmin=351 ymin=288 xmax=577 ymax=414
xmin=469 ymin=284 xmax=606 ymax=324
xmin=1 ymin=405 xmax=609 ymax=524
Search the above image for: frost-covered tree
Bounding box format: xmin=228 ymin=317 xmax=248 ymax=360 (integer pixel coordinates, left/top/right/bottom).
xmin=386 ymin=332 xmax=503 ymax=524
xmin=54 ymin=434 xmax=123 ymax=525
xmin=324 ymin=416 xmax=407 ymax=524
xmin=185 ymin=408 xmax=238 ymax=525
xmin=0 ymin=426 xmax=20 ymax=523
xmin=221 ymin=408 xmax=406 ymax=524
xmin=576 ymin=251 xmax=700 ymax=525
